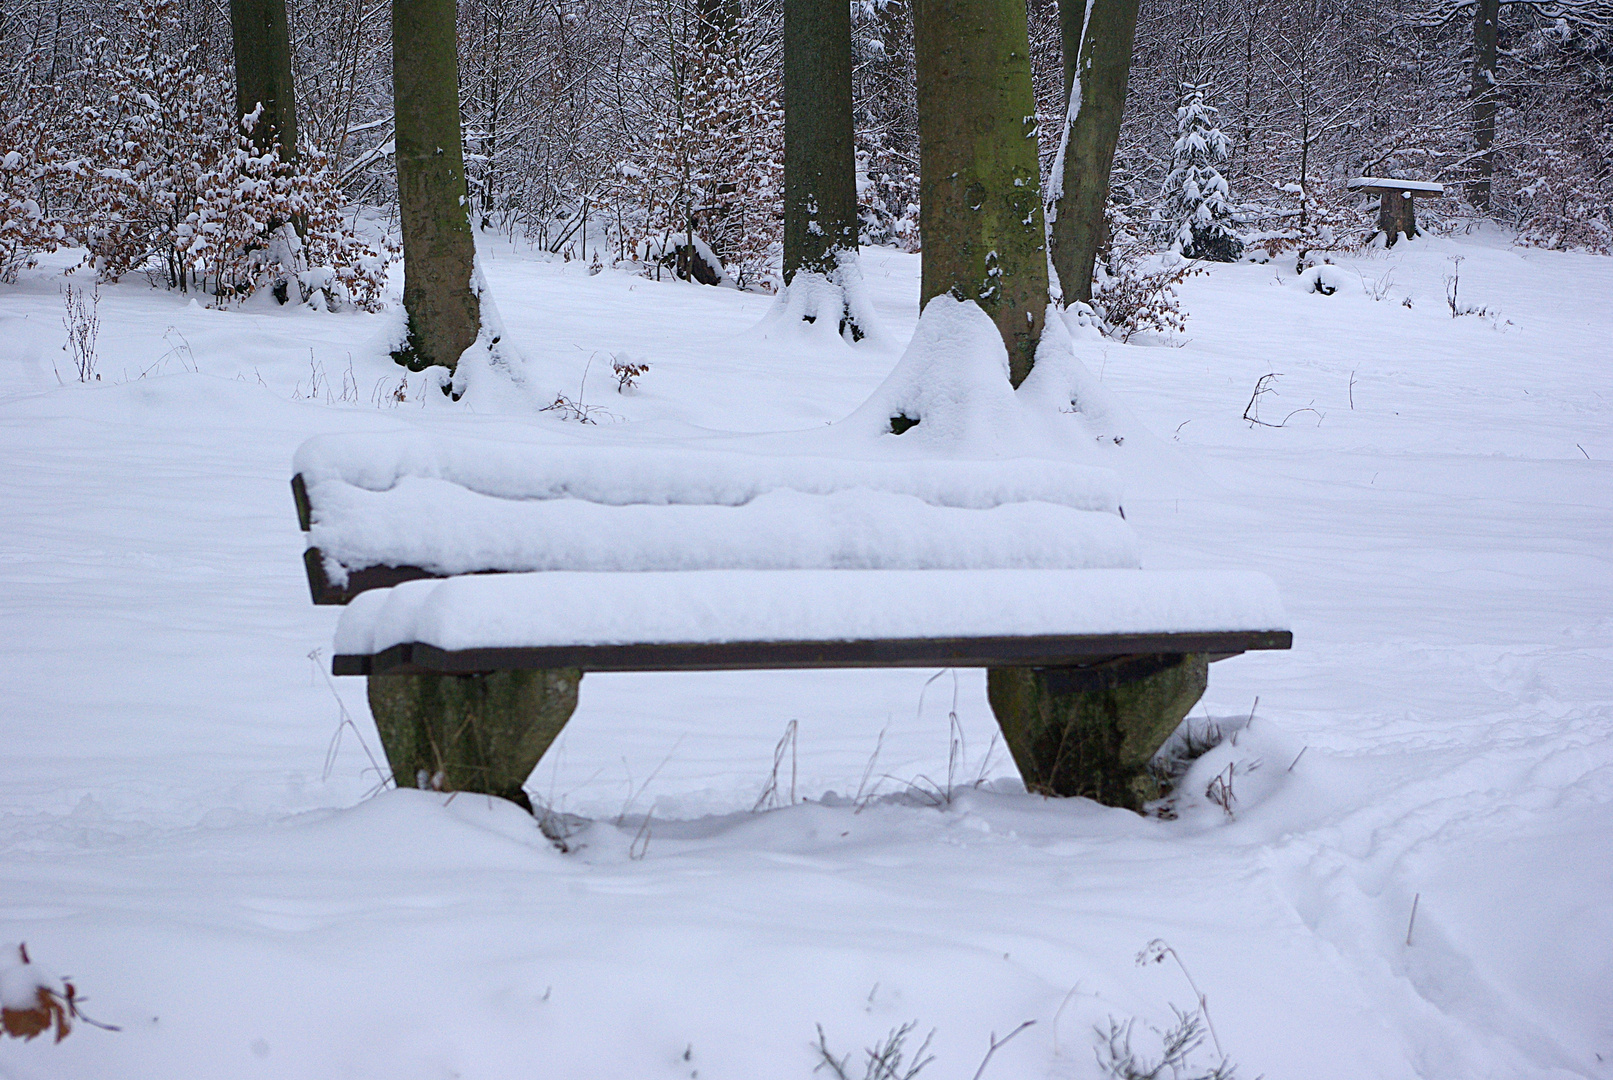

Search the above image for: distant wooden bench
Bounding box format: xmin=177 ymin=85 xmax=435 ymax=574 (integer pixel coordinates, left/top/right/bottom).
xmin=293 ymin=431 xmax=1290 ymax=812
xmin=1348 ymin=177 xmax=1445 ymax=246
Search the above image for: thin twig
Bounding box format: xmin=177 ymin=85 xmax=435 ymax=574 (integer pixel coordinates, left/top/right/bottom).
xmin=1138 ymin=941 xmax=1224 ymax=1061
xmin=310 ymin=649 xmax=388 ymax=787
xmin=971 ymin=1020 xmax=1035 ymax=1080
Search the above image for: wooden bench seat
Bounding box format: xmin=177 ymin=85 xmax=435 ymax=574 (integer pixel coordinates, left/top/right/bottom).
xmin=294 ymin=432 xmax=1291 ymax=812
xmin=330 ymin=567 xmax=1291 ymax=675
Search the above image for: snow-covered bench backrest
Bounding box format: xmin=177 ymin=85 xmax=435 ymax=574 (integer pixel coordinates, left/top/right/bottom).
xmin=292 ymin=431 xmax=1140 ymax=604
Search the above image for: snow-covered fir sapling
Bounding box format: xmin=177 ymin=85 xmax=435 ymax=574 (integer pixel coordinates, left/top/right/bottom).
xmin=1163 ymin=83 xmax=1242 ymax=263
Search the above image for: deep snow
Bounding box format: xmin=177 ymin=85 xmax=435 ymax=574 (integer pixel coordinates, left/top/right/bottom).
xmin=0 ymin=226 xmax=1609 ymax=1079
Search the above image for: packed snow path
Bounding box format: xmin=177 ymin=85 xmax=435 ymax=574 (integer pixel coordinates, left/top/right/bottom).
xmin=0 ymin=229 xmax=1609 ymax=1079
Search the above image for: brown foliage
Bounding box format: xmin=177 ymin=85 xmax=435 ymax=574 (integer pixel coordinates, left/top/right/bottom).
xmin=1 ymin=944 xmax=73 ymax=1044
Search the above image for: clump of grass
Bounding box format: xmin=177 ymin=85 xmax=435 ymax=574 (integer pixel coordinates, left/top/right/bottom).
xmin=813 ymin=1018 xmax=1033 ymax=1080
xmin=814 ymin=1021 xmax=935 ymax=1080
xmin=1095 ymin=1007 xmax=1238 ymax=1080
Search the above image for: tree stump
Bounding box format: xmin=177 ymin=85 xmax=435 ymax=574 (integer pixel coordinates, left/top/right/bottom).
xmin=987 ymin=653 xmax=1207 ymax=810
xmin=367 ymin=669 xmax=582 ymax=811
xmin=1377 ymin=189 xmax=1417 ymax=246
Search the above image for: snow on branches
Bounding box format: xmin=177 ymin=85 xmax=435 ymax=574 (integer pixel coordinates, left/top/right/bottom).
xmin=614 ymin=15 xmax=783 ymax=289
xmin=7 ymin=0 xmax=391 ymax=308
xmin=1163 ymin=82 xmax=1242 ymax=263
xmin=0 ymin=83 xmax=79 ymax=283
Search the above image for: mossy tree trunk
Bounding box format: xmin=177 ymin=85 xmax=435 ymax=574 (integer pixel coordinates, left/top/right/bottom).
xmin=912 ymin=1 xmax=1198 ymax=809
xmin=912 ymin=0 xmax=1047 ymax=387
xmin=229 ymin=0 xmax=299 ymax=163
xmin=783 ymin=0 xmax=858 ymax=277
xmin=368 ymin=669 xmax=582 ymax=811
xmin=1047 ymin=0 xmax=1140 ymax=306
xmin=783 ymin=0 xmax=864 ymax=336
xmin=696 ymin=0 xmax=740 ymax=44
xmin=392 ymin=0 xmax=481 ymax=372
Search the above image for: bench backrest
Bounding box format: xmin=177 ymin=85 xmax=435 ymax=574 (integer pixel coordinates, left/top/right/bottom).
xmin=293 ymin=432 xmax=1137 ymax=605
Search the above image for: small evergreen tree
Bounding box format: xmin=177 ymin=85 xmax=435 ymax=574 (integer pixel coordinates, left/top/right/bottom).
xmin=1163 ymin=81 xmax=1242 ymax=262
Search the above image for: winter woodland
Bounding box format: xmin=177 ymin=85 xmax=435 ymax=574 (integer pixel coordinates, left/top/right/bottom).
xmin=4 ymin=0 xmax=1611 ymax=311
xmin=1 ymin=0 xmax=1611 ymax=1077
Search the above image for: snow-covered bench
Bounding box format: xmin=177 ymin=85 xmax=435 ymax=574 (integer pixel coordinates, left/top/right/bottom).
xmin=292 ymin=425 xmax=1290 ymax=812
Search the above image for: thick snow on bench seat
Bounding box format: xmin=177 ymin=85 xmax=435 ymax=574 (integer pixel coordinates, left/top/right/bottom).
xmin=333 ymin=568 xmax=1289 ymax=656
xmin=309 ymin=480 xmax=1138 ymax=582
xmin=294 ymin=431 xmax=1123 ymax=513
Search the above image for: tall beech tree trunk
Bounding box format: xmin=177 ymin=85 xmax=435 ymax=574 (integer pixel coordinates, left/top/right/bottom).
xmin=782 ymin=0 xmax=866 ymax=338
xmin=911 ymin=3 xmax=1206 ymax=809
xmin=783 ymin=0 xmax=857 ymax=283
xmin=1469 ymin=0 xmax=1499 ymax=210
xmin=229 ymin=0 xmax=299 ymax=162
xmin=913 ymin=0 xmax=1047 ymax=386
xmin=392 ymin=0 xmax=481 ymax=372
xmin=1048 ymin=0 xmax=1140 ymax=306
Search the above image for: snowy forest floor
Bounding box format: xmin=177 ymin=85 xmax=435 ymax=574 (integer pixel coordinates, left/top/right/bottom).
xmin=1 ymin=228 xmax=1610 ymax=1080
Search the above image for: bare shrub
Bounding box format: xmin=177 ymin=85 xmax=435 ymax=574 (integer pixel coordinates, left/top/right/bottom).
xmin=1093 ymin=250 xmax=1203 ymax=342
xmin=814 ymin=1021 xmax=935 ymax=1080
xmin=61 ymin=284 xmax=100 ymax=383
xmin=1095 ymin=1008 xmax=1237 ymax=1080
xmin=612 ymin=354 xmax=649 ymax=393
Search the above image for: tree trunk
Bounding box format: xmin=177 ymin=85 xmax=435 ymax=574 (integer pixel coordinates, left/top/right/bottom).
xmin=913 ymin=0 xmax=1047 ymax=386
xmin=1048 ymin=0 xmax=1140 ymax=307
xmin=228 ymin=0 xmax=299 ymax=163
xmin=783 ymin=0 xmax=858 ymax=283
xmin=392 ymin=0 xmax=481 ymax=372
xmin=1377 ymin=188 xmax=1417 ymax=245
xmin=1469 ymin=0 xmax=1499 ymax=211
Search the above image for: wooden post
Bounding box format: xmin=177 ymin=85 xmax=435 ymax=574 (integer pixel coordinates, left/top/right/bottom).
xmin=1378 ymin=188 xmax=1417 ymax=245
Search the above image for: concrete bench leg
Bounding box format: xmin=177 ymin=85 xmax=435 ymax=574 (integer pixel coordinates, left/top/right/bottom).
xmin=367 ymin=669 xmax=582 ymax=812
xmin=987 ymin=653 xmax=1207 ymax=810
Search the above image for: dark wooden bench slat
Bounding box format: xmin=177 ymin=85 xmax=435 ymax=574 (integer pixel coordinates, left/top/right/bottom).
xmin=292 ymin=474 xmax=313 ymax=533
xmin=302 ymin=547 xmax=447 ymax=606
xmin=335 ymin=629 xmax=1292 ymax=677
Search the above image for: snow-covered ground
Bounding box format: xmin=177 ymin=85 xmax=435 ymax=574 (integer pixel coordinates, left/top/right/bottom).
xmin=1 ymin=228 xmax=1609 ymax=1079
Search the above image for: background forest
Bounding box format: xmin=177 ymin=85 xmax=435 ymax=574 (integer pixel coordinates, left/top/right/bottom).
xmin=3 ymin=0 xmax=1610 ymax=301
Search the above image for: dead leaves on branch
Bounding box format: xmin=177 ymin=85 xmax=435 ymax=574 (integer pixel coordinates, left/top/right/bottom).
xmin=1 ymin=942 xmax=118 ymax=1044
